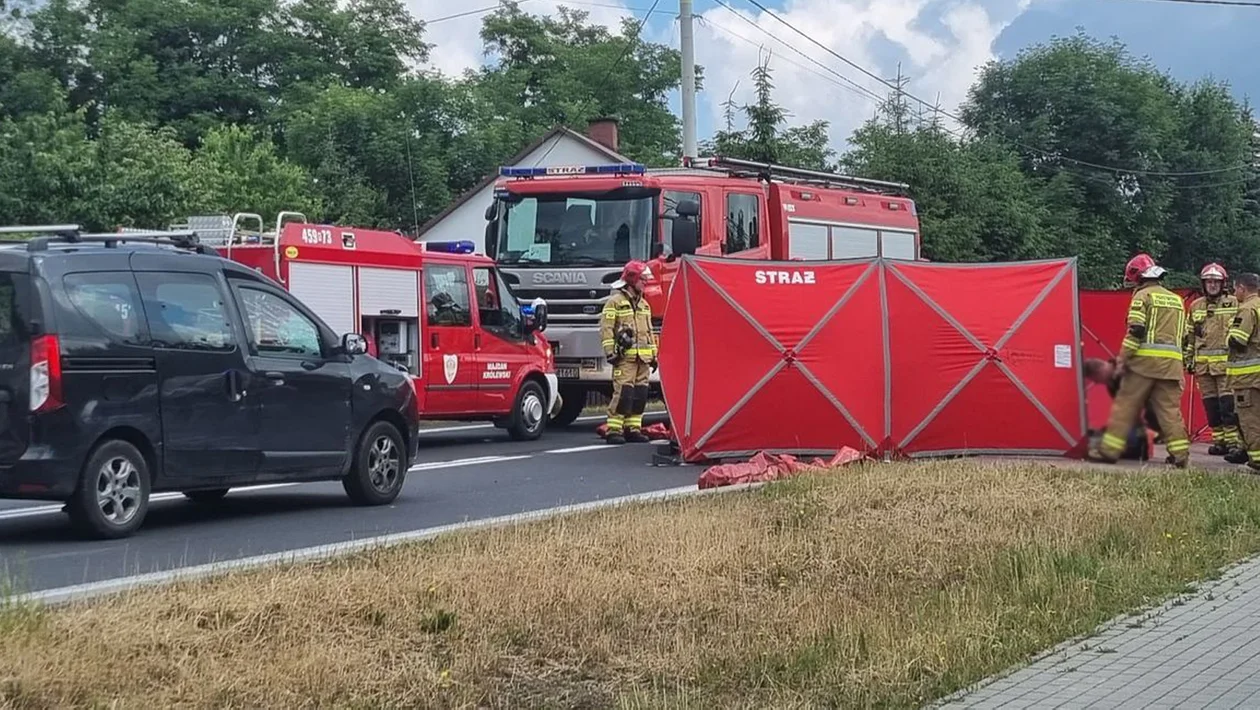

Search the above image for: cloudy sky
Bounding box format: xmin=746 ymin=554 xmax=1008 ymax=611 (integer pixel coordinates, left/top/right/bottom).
xmin=405 ymin=0 xmax=1259 ymax=151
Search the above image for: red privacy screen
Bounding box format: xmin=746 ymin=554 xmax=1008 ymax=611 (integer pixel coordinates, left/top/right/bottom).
xmin=658 ymin=256 xmax=1087 ymax=463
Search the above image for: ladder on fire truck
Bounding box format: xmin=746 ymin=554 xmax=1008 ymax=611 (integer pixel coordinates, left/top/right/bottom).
xmin=169 ymin=211 xmax=307 ymax=251
xmin=681 ymin=155 xmax=910 ymax=195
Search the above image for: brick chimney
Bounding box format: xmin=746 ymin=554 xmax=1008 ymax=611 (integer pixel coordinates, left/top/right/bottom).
xmin=586 ymin=117 xmax=620 ymax=154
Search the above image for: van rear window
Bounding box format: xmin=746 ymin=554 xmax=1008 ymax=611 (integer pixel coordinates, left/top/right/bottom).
xmin=0 ymin=273 xmax=27 ymax=346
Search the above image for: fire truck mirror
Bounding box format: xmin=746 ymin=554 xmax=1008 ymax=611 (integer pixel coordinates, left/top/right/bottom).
xmin=341 ymin=332 xmax=368 ymax=356
xmin=484 ymin=221 xmax=499 ymax=259
xmin=671 ymin=218 xmax=699 ymax=257
xmin=484 ymin=203 xmax=497 ymax=221
xmin=524 ymin=299 xmax=549 ymax=334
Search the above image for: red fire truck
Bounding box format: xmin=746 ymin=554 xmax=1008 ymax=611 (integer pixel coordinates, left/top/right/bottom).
xmin=481 ymin=155 xmax=921 ymax=426
xmin=180 ymin=212 xmax=560 ymax=440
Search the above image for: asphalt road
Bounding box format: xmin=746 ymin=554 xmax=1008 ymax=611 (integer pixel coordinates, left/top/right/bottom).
xmin=0 ymin=415 xmax=694 ymax=594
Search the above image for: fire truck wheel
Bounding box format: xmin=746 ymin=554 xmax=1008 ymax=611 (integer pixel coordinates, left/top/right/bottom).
xmin=549 ymin=391 xmax=587 ymax=428
xmin=507 ymin=380 xmax=547 ymax=441
xmin=343 ymin=420 xmax=407 ymax=506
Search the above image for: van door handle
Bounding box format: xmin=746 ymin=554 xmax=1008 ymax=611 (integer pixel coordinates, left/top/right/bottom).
xmin=474 ymin=333 xmax=481 ymax=349
xmin=300 ymin=361 xmax=319 ymax=371
xmin=430 ymin=333 xmax=439 ymax=348
xmin=264 ymin=371 xmax=285 ymax=384
xmin=225 ymin=370 xmax=245 ymax=402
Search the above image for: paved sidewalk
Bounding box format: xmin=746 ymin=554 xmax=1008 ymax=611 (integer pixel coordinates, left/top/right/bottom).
xmin=936 ymin=554 xmax=1260 ymax=709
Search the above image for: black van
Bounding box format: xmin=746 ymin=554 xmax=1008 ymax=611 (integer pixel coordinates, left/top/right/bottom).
xmin=0 ymin=227 xmax=420 ymax=539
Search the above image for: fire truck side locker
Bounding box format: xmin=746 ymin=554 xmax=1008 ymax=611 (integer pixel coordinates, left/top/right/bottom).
xmin=358 ymin=266 xmax=420 ymax=374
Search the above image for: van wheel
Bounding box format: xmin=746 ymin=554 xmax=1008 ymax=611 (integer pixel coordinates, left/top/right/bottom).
xmin=549 ymin=391 xmax=586 ymax=428
xmin=507 ymin=380 xmax=547 ymax=441
xmin=343 ymin=421 xmax=407 ymax=506
xmin=67 ymin=440 xmax=150 ymax=540
xmin=183 ymin=489 xmax=229 ymax=503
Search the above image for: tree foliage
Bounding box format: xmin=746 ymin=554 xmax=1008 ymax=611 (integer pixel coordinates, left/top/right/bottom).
xmin=0 ymin=1 xmax=1255 ymax=287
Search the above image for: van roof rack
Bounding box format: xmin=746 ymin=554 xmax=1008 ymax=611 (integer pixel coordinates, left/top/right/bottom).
xmin=0 ymin=225 xmax=217 ymax=255
xmin=683 ymin=156 xmax=911 ymax=195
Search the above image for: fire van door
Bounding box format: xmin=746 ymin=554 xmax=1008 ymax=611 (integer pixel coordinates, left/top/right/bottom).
xmin=421 ymin=263 xmax=480 ymax=416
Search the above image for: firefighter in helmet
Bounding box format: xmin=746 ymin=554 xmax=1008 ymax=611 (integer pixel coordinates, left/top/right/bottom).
xmin=1087 ymin=253 xmax=1192 ymax=467
xmin=601 ymin=259 xmax=657 ymax=445
xmin=1188 ymin=263 xmax=1240 ymax=456
xmin=1226 ymin=272 xmax=1260 ymax=471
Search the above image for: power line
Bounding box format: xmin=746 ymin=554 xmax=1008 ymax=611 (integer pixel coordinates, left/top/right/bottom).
xmin=711 ymin=0 xmax=885 ymax=105
xmin=426 ymin=1 xmax=667 ymax=26
xmin=738 ymin=0 xmax=1253 ymax=178
xmin=698 ymin=15 xmax=880 ymax=107
xmin=1110 ymin=0 xmax=1260 ymax=7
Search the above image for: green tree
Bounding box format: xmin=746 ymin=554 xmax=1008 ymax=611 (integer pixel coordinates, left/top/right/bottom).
xmin=190 ymin=124 xmax=320 ymax=221
xmin=704 ymin=56 xmax=834 ymax=170
xmin=472 ymin=4 xmax=690 ymax=165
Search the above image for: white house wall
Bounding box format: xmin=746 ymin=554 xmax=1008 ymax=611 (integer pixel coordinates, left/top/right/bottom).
xmin=419 ymin=136 xmax=620 ymax=254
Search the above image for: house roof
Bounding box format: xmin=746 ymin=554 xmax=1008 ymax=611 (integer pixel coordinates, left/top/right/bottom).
xmin=415 ymin=125 xmax=631 ymax=238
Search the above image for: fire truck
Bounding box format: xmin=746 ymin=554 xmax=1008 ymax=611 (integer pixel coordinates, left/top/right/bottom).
xmin=176 ymin=212 xmax=560 ymax=440
xmin=482 ymin=155 xmax=921 ymax=426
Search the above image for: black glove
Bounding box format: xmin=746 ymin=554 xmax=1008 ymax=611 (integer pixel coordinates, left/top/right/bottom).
xmin=1194 ymin=322 xmax=1205 ymax=338
xmin=650 ymin=358 xmax=659 ymax=373
xmin=606 ymin=353 xmax=620 ymax=365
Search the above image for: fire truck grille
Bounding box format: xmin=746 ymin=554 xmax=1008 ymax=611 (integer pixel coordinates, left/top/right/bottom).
xmin=513 ymin=287 xmax=610 ymax=324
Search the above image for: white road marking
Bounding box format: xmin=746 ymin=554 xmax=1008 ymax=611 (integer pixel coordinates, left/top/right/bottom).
xmin=0 ymin=447 xmax=647 ymax=521
xmin=417 ymin=411 xmax=666 ymax=435
xmin=17 ymin=482 xmax=764 ymax=607
xmin=546 ymin=445 xmax=614 ymax=454
xmin=0 ymin=484 xmax=298 ymax=521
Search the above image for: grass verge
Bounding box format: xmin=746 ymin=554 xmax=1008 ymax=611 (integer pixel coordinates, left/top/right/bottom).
xmin=5 ymin=461 xmax=1260 ymax=709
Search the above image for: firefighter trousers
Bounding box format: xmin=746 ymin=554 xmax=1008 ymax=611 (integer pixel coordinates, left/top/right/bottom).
xmin=1098 ymin=374 xmax=1190 ymax=465
xmin=1199 ymin=375 xmax=1240 ymax=448
xmin=607 ymin=359 xmax=652 ymax=435
xmin=1234 ymin=389 xmax=1260 ymax=466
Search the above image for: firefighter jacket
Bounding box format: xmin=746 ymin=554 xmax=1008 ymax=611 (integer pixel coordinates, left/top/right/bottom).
xmin=601 ymin=288 xmax=656 ymax=363
xmin=1188 ymin=293 xmax=1240 ymax=377
xmin=1120 ymin=283 xmax=1186 ymax=381
xmin=1227 ymin=294 xmax=1260 ymax=391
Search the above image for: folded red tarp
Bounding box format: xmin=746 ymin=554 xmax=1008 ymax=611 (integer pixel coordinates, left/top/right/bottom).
xmin=659 ymin=256 xmax=1086 ymax=463
xmin=697 ymin=448 xmax=866 ymax=489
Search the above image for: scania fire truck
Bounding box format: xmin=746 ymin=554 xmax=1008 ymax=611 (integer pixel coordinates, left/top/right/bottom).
xmin=177 ymin=212 xmax=560 ymax=440
xmin=482 ymin=155 xmax=921 ymax=426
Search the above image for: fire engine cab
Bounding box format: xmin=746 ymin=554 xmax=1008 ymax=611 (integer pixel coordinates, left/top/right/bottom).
xmin=178 ymin=212 xmax=560 ymax=440
xmin=482 ymin=155 xmax=921 ymax=426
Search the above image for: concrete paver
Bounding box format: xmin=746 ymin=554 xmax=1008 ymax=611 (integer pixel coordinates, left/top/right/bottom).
xmin=936 ymin=443 xmax=1260 ymax=709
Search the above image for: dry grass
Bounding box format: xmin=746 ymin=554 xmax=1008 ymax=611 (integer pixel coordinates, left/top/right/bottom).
xmin=6 ymin=461 xmax=1260 ymax=709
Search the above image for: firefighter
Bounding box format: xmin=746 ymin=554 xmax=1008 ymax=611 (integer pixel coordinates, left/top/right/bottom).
xmin=1087 ymin=254 xmax=1192 ymax=468
xmin=1226 ymin=272 xmax=1260 ymax=471
xmin=1188 ymin=263 xmax=1241 ymax=456
xmin=601 ymin=259 xmax=658 ymax=445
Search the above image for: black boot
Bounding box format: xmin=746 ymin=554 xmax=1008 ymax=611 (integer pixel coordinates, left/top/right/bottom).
xmin=606 ymin=432 xmax=626 ymax=445
xmin=1226 ymin=449 xmax=1250 ymax=465
xmin=1209 ymin=443 xmax=1231 ymax=456
xmin=625 ymin=430 xmax=649 ymax=443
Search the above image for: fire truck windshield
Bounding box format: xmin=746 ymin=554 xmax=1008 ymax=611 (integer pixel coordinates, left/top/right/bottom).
xmin=494 ymin=191 xmax=656 ymax=266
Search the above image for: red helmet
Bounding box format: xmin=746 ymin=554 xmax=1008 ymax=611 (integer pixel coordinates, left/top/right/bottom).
xmin=613 ymin=259 xmax=653 ymax=289
xmin=1200 ymin=262 xmax=1228 ymax=282
xmin=1124 ymin=253 xmax=1157 ymax=286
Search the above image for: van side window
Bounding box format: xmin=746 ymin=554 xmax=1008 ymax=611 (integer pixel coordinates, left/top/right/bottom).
xmin=663 ymin=190 xmax=702 ymax=254
xmin=135 ymin=273 xmax=236 ymax=352
xmin=425 ymin=265 xmax=472 ymax=327
xmin=725 ymin=192 xmax=760 ymax=253
xmin=63 ymin=272 xmax=145 ymax=344
xmin=235 ymin=287 xmax=322 ymax=358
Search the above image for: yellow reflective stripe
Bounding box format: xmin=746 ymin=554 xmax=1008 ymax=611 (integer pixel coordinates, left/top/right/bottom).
xmin=1199 ymin=354 xmax=1229 ymax=363
xmin=1101 ymin=433 xmax=1127 ymax=452
xmin=1123 ymin=336 xmax=1141 ymax=352
xmin=1228 ymin=365 xmax=1260 ymax=376
xmin=1136 ymin=348 xmax=1183 ymax=360
xmin=1166 ymin=439 xmax=1191 ymax=453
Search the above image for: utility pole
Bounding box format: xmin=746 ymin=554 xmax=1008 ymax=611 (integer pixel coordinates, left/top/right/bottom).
xmin=680 ymin=0 xmax=698 ymax=163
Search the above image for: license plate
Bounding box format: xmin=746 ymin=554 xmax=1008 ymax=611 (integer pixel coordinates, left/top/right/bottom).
xmin=557 ymin=366 xmax=580 ymax=379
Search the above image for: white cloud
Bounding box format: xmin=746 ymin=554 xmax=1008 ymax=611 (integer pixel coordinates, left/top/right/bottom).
xmin=407 ymin=0 xmax=1035 ymax=150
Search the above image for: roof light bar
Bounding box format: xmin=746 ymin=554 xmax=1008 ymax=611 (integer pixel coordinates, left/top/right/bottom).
xmin=424 ymin=240 xmax=476 ymax=254
xmin=498 ymin=163 xmax=646 ymax=178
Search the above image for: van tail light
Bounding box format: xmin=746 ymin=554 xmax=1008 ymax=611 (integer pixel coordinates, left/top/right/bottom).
xmin=30 ymin=334 xmax=64 ymax=414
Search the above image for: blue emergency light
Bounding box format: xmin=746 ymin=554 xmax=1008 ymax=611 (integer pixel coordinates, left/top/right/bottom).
xmin=425 ymin=240 xmax=476 ymax=254
xmin=498 ymin=163 xmax=646 ymax=178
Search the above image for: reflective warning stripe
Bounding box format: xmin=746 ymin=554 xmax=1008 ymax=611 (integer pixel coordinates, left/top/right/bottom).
xmin=1136 ymin=342 xmax=1183 ymax=360
xmin=1122 ymin=336 xmax=1141 ymax=352
xmin=1101 ymin=432 xmax=1127 ymax=453
xmin=1227 ymin=358 xmax=1260 ymax=376
xmin=1166 ymin=438 xmax=1191 ymax=454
